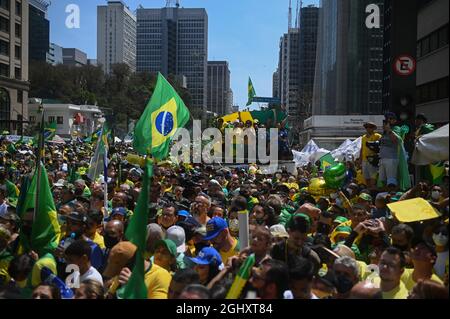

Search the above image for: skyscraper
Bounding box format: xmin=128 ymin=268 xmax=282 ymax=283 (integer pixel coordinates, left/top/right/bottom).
xmin=28 ymin=0 xmax=49 ymax=62
xmin=0 ymin=0 xmax=29 ymax=134
xmin=97 ymin=0 xmax=137 ymax=74
xmin=312 ymin=0 xmax=384 ymax=116
xmin=278 ymin=29 xmax=300 ymax=120
xmin=207 ymin=61 xmax=232 ymax=116
xmin=136 ymin=6 xmax=208 ymax=114
xmin=298 ymin=5 xmax=319 ymax=127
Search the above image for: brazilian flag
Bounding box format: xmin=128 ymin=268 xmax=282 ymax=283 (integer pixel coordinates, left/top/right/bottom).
xmin=430 ymin=162 xmax=445 ymax=185
xmin=319 ymin=153 xmax=337 ymax=170
xmin=246 ymin=77 xmax=256 ymax=107
xmin=133 ymin=73 xmax=190 ymax=160
xmin=31 ymin=162 xmax=61 ymax=256
xmin=43 ymin=122 xmax=56 ymax=141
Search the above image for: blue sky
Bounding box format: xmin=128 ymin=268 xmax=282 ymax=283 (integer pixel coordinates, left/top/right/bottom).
xmin=48 ymin=0 xmax=318 ymax=110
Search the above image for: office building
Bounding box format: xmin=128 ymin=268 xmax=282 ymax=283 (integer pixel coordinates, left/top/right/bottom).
xmin=207 ymin=61 xmax=232 ymax=116
xmin=272 ymin=69 xmax=280 ymax=99
xmin=312 ymin=0 xmax=384 ymax=116
xmin=28 ymin=0 xmax=49 ymax=62
xmin=47 ymin=42 xmax=63 ymax=65
xmin=416 ymin=0 xmax=449 ymax=124
xmin=62 ymin=48 xmax=87 ymax=67
xmin=297 ymin=5 xmax=318 ymax=126
xmin=0 ymin=0 xmax=29 ymax=134
xmin=136 ymin=6 xmax=208 ymax=114
xmin=97 ymin=0 xmax=137 ymax=74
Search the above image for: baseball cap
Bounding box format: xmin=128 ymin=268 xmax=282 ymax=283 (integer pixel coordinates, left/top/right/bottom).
xmin=154 ymin=239 xmax=178 ymax=257
xmin=188 ymin=247 xmax=223 ymax=268
xmin=177 ymin=210 xmax=190 ymax=218
xmin=203 ymin=217 xmax=228 ymax=241
xmin=269 ymin=224 xmax=289 ymax=238
xmin=359 ymin=193 xmax=373 ymax=202
xmin=333 ymin=216 xmax=349 ymax=225
xmin=363 ymin=122 xmax=377 ymax=129
xmin=53 ymin=179 xmax=66 ymax=188
xmin=287 ymin=213 xmax=311 ymax=229
xmin=111 ymin=207 xmax=127 ymax=218
xmin=167 ymin=226 xmax=186 ymax=254
xmin=66 ymin=211 xmax=88 ymax=224
xmin=103 ymin=241 xmax=137 ymax=278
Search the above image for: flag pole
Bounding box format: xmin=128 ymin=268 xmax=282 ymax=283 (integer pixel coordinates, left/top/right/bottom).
xmin=34 ymin=104 xmax=45 ymax=228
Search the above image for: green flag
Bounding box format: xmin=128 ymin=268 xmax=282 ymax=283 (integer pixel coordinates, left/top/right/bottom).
xmin=119 ymin=160 xmax=153 ymax=299
xmin=17 ymin=173 xmax=37 ymax=218
xmin=87 ymin=123 xmax=109 ymax=182
xmin=133 ymin=73 xmax=190 ymax=159
xmin=31 ymin=162 xmax=61 ymax=256
xmin=246 ymin=77 xmax=256 ymax=107
xmin=430 ymin=162 xmax=445 ymax=185
xmin=44 ymin=122 xmax=57 ymax=141
xmin=319 ymin=153 xmax=337 ymax=170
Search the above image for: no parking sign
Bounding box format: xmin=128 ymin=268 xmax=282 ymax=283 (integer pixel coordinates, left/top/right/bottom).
xmin=394 ymin=55 xmax=416 ymax=76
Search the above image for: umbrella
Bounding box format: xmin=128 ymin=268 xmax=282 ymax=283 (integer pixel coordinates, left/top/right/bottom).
xmin=411 ymin=124 xmax=449 ymax=165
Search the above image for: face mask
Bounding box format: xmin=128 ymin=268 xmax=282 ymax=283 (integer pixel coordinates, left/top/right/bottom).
xmin=104 ymin=234 xmax=120 ymax=249
xmin=330 ymin=193 xmax=338 ymax=200
xmin=335 ymin=274 xmax=354 ymax=294
xmin=431 ymin=191 xmax=441 ymax=200
xmin=346 ymin=189 xmax=353 ymax=197
xmin=432 ymin=233 xmax=449 ymax=247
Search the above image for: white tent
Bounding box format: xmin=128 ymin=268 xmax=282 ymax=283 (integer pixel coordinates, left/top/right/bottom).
xmin=411 ymin=124 xmax=449 ymax=165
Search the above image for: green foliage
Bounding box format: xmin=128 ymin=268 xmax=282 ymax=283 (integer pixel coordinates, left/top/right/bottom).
xmin=29 ymin=62 xmax=193 ymax=128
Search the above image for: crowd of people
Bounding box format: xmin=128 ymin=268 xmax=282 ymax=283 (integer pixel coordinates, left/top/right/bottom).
xmin=0 ymin=111 xmax=448 ymax=300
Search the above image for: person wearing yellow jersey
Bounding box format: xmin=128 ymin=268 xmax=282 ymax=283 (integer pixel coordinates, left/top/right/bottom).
xmin=85 ymin=211 xmax=105 ymax=250
xmin=203 ymin=217 xmax=239 ymax=266
xmin=103 ymin=241 xmax=171 ymax=299
xmin=401 ymin=241 xmax=444 ymax=291
xmin=378 ymin=247 xmax=409 ymax=299
xmin=358 ymin=122 xmax=382 ymax=188
xmin=0 ymin=225 xmax=12 ymax=285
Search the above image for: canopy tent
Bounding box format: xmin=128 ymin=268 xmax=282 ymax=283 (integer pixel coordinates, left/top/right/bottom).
xmin=411 ymin=124 xmax=449 ymax=165
xmin=48 ymin=135 xmax=66 ymax=144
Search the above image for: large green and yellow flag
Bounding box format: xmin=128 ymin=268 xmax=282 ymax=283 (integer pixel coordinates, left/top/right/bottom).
xmin=118 ymin=159 xmax=153 ymax=299
xmin=320 ymin=153 xmax=337 ymax=170
xmin=133 ymin=73 xmax=190 ymax=159
xmin=246 ymin=77 xmax=256 ymax=107
xmin=43 ymin=122 xmax=57 ymax=141
xmin=31 ymin=162 xmax=61 ymax=256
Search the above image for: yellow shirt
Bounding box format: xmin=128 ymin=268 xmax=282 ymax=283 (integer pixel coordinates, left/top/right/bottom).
xmin=144 ymin=263 xmax=172 ymax=299
xmin=220 ymin=237 xmax=239 ymax=266
xmin=89 ymin=232 xmax=106 ymax=250
xmin=401 ymin=268 xmax=444 ymax=291
xmin=382 ymin=281 xmax=409 ymax=299
xmin=0 ymin=250 xmax=12 ymax=285
xmin=361 ymin=133 xmax=382 ymax=161
xmin=17 ymin=254 xmax=57 ymax=289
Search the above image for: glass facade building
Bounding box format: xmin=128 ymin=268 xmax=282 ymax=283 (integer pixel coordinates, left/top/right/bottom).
xmin=137 ymin=7 xmax=208 ymax=113
xmin=29 ymin=0 xmax=49 ymax=62
xmin=312 ymin=0 xmax=384 ymax=116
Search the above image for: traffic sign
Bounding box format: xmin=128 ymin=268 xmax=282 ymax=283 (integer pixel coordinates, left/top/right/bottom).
xmin=394 ymin=55 xmax=416 ymax=76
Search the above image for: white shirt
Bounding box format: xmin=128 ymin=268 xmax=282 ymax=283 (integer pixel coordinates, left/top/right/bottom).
xmin=80 ymin=266 xmax=104 ymax=285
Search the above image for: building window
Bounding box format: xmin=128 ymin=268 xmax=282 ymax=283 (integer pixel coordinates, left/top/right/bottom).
xmin=17 ymin=90 xmax=22 ymax=103
xmin=15 ymin=1 xmax=21 ymax=16
xmin=417 ymin=77 xmax=449 ymax=104
xmin=57 ymin=116 xmax=63 ymax=124
xmin=0 ymin=88 xmax=10 ymax=131
xmin=0 ymin=39 xmax=8 ymax=56
xmin=417 ymin=24 xmax=449 ymax=58
xmin=0 ymin=0 xmax=9 ymax=11
xmin=29 ymin=116 xmax=36 ymax=123
xmin=48 ymin=116 xmax=55 ymax=123
xmin=15 ymin=45 xmax=20 ymax=59
xmin=0 ymin=16 xmax=9 ymax=33
xmin=14 ymin=67 xmax=20 ymax=79
xmin=15 ymin=23 xmax=21 ymax=38
xmin=0 ymin=62 xmax=8 ymax=77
